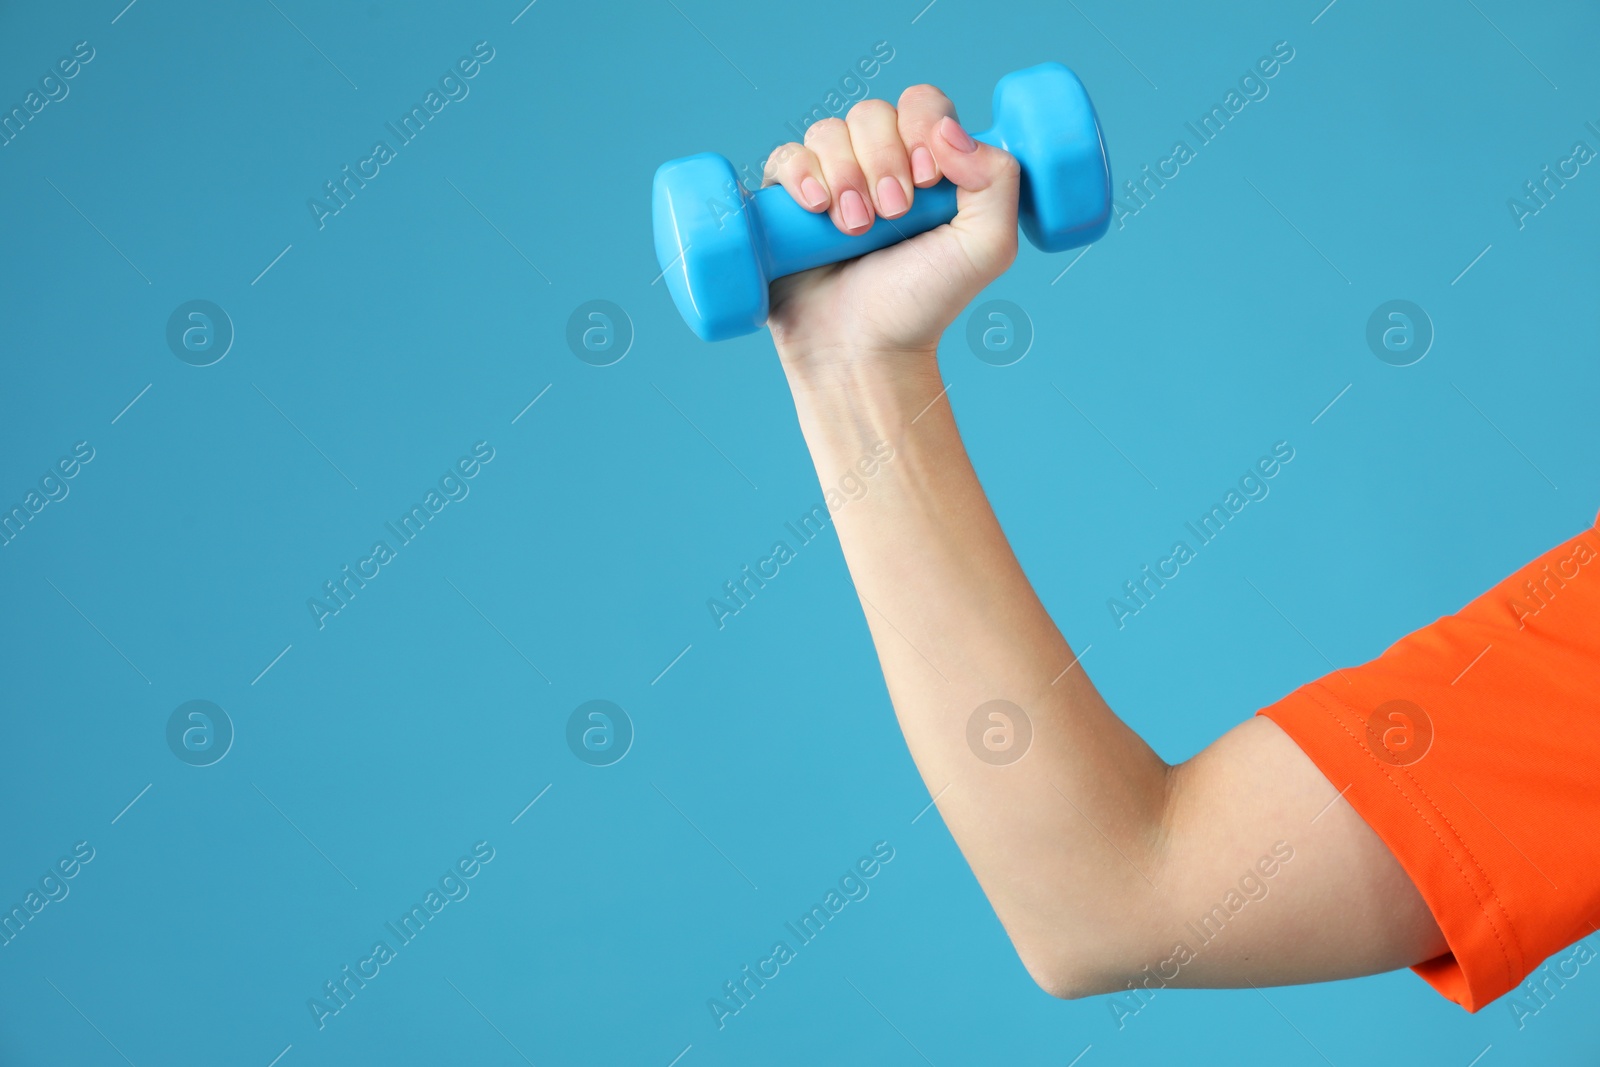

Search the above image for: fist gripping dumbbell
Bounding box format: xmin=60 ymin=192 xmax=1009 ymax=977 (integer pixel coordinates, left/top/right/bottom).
xmin=651 ymin=62 xmax=1112 ymax=341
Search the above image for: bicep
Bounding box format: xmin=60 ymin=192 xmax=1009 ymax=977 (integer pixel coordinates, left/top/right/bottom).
xmin=1143 ymin=715 xmax=1447 ymax=989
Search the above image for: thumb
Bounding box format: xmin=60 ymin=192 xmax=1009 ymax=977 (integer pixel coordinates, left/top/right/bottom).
xmin=930 ymin=116 xmax=1021 ymax=278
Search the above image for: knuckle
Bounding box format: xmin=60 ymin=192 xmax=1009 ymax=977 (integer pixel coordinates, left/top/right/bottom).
xmin=782 ymin=159 xmax=815 ymax=185
xmin=826 ymin=161 xmax=866 ymax=186
xmin=765 ymin=143 xmax=806 ymax=180
xmin=803 ymin=117 xmax=845 ymax=145
xmin=859 ymin=144 xmax=907 ymax=177
xmin=846 ymin=97 xmax=894 ymax=124
xmin=899 ymin=83 xmax=946 ymax=109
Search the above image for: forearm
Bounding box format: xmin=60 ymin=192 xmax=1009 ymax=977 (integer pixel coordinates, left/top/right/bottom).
xmin=784 ymin=351 xmax=1173 ymax=995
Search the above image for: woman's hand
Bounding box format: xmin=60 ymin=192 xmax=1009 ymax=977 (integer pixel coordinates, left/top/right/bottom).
xmin=761 ymin=85 xmax=1023 ymax=381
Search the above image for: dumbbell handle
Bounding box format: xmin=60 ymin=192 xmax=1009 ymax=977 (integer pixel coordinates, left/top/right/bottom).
xmin=751 ymin=131 xmax=1000 ymax=280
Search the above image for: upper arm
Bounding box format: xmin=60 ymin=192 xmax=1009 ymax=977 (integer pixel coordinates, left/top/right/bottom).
xmin=1104 ymin=517 xmax=1600 ymax=1010
xmin=1144 ymin=715 xmax=1448 ymax=990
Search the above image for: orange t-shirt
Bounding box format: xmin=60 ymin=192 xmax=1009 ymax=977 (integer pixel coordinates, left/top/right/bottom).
xmin=1257 ymin=509 xmax=1600 ymax=1011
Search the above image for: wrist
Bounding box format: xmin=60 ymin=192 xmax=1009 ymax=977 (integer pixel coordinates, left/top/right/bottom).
xmin=782 ymin=349 xmax=947 ymax=458
xmin=779 ymin=344 xmax=943 ymax=425
xmin=780 ymin=345 xmax=966 ymax=536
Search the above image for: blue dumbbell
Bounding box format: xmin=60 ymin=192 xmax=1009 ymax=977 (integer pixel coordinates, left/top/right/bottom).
xmin=651 ymin=62 xmax=1111 ymax=342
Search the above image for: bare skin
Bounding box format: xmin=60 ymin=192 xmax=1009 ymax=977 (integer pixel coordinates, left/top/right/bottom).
xmin=760 ymin=87 xmax=1449 ymax=998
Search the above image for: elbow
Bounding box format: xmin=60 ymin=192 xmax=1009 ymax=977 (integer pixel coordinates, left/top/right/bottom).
xmin=1033 ymin=973 xmax=1095 ymax=1002
xmin=1015 ymin=945 xmax=1123 ymax=1002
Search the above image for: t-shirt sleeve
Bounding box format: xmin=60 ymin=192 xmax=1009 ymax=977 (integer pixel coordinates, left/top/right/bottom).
xmin=1256 ymin=512 xmax=1600 ymax=1012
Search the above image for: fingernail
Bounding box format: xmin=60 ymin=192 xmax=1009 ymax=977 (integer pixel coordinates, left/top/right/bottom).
xmin=911 ymin=146 xmax=936 ymax=184
xmin=942 ymin=117 xmax=977 ymax=153
xmin=799 ymin=176 xmax=829 ymax=209
xmin=876 ymin=175 xmax=909 ymax=217
xmin=840 ymin=189 xmax=871 ymax=231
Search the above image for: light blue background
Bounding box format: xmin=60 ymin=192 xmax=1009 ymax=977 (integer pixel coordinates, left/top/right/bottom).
xmin=2 ymin=1 xmax=1596 ymax=1064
